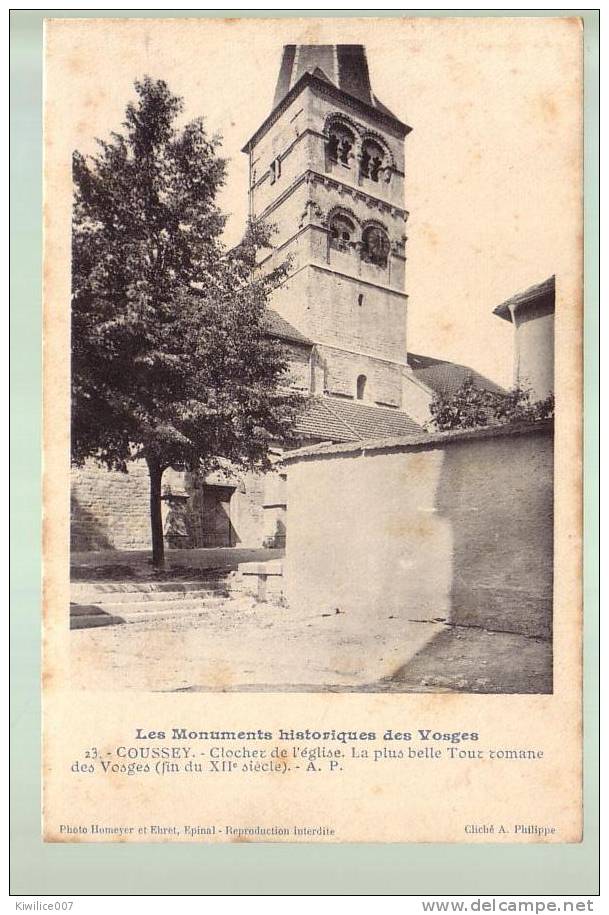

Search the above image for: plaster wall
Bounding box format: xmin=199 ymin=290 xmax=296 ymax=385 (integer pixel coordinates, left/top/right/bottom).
xmin=514 ymin=310 xmax=555 ymax=400
xmin=285 ymin=426 xmax=553 ymax=639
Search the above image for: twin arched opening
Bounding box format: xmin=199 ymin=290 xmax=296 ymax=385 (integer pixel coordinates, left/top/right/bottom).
xmin=325 ymin=116 xmax=393 ymax=186
xmin=328 ymin=211 xmax=390 ymax=269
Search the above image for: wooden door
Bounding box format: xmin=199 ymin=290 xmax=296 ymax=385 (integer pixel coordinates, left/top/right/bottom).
xmin=201 ymin=485 xmax=234 ymax=547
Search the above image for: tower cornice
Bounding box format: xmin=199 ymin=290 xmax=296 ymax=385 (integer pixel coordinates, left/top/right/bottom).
xmin=259 ymin=258 xmax=409 ymax=300
xmin=255 ymin=168 xmax=409 ymax=226
xmin=242 ymin=71 xmax=411 ymax=155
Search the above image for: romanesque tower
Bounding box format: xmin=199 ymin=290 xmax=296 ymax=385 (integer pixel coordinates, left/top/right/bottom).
xmin=242 ymin=44 xmax=414 ymax=412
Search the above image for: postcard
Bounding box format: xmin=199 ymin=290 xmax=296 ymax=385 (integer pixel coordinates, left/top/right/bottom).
xmin=42 ymin=16 xmax=583 ymax=843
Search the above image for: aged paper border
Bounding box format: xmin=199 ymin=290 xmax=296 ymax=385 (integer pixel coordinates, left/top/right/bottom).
xmin=11 ymin=8 xmax=600 ymax=895
xmin=39 ymin=0 xmax=591 ymax=860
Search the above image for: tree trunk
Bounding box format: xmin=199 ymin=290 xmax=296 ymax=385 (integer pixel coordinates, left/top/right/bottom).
xmin=147 ymin=457 xmax=166 ymax=570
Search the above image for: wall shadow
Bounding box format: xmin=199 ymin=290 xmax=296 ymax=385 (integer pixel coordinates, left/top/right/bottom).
xmin=434 ymin=431 xmax=554 ymax=644
xmin=70 ymin=602 xmax=126 ymax=630
xmin=383 ymin=624 xmax=552 ymax=694
xmin=70 ymin=494 xmax=113 ymax=551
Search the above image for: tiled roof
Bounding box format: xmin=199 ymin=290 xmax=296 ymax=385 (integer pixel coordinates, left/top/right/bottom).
xmin=294 ymin=396 xmax=423 ymax=444
xmin=407 ymin=353 xmax=504 ymax=396
xmin=262 ymin=309 xmax=313 ymax=346
xmin=294 ymin=398 xmax=359 ymax=443
xmin=325 ymin=398 xmax=423 ymax=439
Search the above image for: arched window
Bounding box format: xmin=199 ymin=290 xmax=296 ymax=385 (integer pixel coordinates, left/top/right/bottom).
xmin=361 ymin=225 xmax=390 ymax=268
xmin=326 ymin=122 xmax=355 ymax=168
xmin=329 ymin=213 xmax=356 ymax=252
xmin=356 ymin=374 xmax=367 ymax=401
xmin=360 ymin=138 xmax=387 ymax=183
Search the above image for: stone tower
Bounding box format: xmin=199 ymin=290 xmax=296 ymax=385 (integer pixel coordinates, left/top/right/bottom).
xmin=242 ymin=44 xmax=414 ymax=410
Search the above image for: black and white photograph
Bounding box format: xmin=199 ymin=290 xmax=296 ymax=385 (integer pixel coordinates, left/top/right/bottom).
xmin=63 ymin=27 xmax=571 ymax=696
xmin=36 ymin=12 xmax=586 ymax=850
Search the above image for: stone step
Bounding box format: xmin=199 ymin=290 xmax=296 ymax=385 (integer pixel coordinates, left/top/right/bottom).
xmin=70 ymin=593 xmax=229 ymax=629
xmin=71 ymin=586 xmax=229 ymax=605
xmin=72 ymin=595 xmax=227 ymax=616
xmin=71 ymin=579 xmax=232 ymax=601
xmin=70 ymin=604 xmax=218 ymax=630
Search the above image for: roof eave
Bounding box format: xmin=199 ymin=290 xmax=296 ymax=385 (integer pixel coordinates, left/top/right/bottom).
xmin=267 ymin=331 xmax=313 ymax=347
xmin=493 ymin=276 xmax=556 ymax=323
xmin=492 ymin=302 xmax=513 ymax=322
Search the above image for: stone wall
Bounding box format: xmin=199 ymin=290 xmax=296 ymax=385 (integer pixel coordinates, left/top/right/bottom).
xmin=318 ymin=344 xmax=404 ymax=407
xmin=400 ymin=371 xmax=434 ymax=425
xmin=270 ymin=264 xmax=409 ymax=409
xmin=283 ymin=423 xmax=553 ymax=639
xmin=71 ymin=460 xmax=152 ymax=551
xmin=71 ymin=460 xmax=270 ymax=552
xmin=283 ymin=341 xmax=311 ymax=392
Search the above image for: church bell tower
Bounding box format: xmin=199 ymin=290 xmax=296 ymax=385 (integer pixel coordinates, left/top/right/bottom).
xmin=242 ymin=44 xmax=412 ymax=410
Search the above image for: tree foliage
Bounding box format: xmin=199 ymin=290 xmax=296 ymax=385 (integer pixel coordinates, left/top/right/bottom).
xmin=72 ymin=77 xmax=302 ymax=565
xmin=428 ymin=376 xmax=554 ymax=432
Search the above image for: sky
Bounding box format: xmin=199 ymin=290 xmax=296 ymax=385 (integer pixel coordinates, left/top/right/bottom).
xmin=48 ymin=15 xmax=582 ymax=387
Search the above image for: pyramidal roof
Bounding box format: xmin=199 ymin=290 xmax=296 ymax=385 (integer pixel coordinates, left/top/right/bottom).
xmin=274 ymin=44 xmax=404 ymax=123
xmin=243 ymin=43 xmax=408 ymax=153
xmin=274 ymin=44 xmax=378 ymax=108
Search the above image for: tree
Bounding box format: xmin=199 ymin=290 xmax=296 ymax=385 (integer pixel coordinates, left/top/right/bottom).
xmin=72 ymin=77 xmax=302 ymax=568
xmin=427 ymin=376 xmax=554 ymax=432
